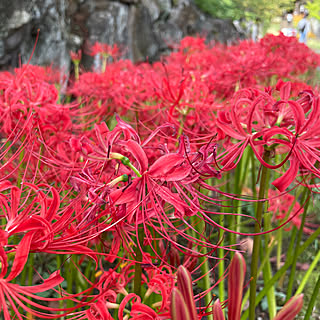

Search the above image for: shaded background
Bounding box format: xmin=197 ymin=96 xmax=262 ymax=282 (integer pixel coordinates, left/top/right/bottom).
xmin=0 ymin=0 xmax=242 ymax=72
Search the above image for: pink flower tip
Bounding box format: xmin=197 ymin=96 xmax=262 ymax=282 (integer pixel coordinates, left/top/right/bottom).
xmin=273 ymin=294 xmax=304 ymax=320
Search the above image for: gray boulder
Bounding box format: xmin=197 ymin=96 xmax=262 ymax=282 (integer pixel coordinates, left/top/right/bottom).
xmin=0 ymin=0 xmax=242 ymax=70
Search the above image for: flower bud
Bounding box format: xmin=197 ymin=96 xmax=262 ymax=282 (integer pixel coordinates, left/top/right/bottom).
xmin=273 ymin=294 xmax=303 ymax=320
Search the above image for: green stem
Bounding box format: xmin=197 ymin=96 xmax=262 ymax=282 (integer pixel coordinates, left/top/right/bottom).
xmin=128 ymin=162 xmax=142 ymax=177
xmin=175 ymin=113 xmax=187 ymax=147
xmin=66 ymin=256 xmax=74 ymax=309
xmin=84 ymin=257 xmax=93 ymax=281
xmin=226 ymin=180 xmax=236 ymax=259
xmin=276 ymin=228 xmax=282 ymax=270
xmin=199 ymin=254 xmax=213 ymax=320
xmin=56 ymin=254 xmax=64 ymax=313
xmin=250 ymin=149 xmax=257 ymax=200
xmin=262 ymin=210 xmax=277 ymax=319
xmin=17 ymin=136 xmax=26 ymax=186
xmin=241 ymin=224 xmax=320 ymax=320
xmin=27 ymin=253 xmax=34 ymax=309
xmin=109 ymin=153 xmax=142 ymax=177
xmin=283 ymin=187 xmax=302 ymax=258
xmin=218 ymin=174 xmax=230 ymax=310
xmin=296 ymin=248 xmax=320 ymax=295
xmin=101 ymin=55 xmax=108 ymax=73
xmin=286 ymin=190 xmax=310 ymax=301
xmin=277 ymin=187 xmax=300 ymax=274
xmin=242 ymin=236 xmax=276 ymax=309
xmin=134 ymin=226 xmax=144 ymax=297
xmin=18 ymin=252 xmax=33 ymax=313
xmin=74 ymin=61 xmax=80 ymax=81
xmin=195 ymin=216 xmax=213 ymax=320
xmin=218 ymin=214 xmax=225 ymax=312
xmin=236 ymin=148 xmax=250 ymax=233
xmin=249 ymin=150 xmax=270 ymax=320
xmin=303 ymin=272 xmax=320 ymax=320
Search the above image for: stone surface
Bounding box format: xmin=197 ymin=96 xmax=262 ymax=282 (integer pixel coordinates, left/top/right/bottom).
xmin=0 ymin=0 xmax=242 ymax=71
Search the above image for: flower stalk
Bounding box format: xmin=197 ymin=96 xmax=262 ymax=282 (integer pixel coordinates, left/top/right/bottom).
xmin=249 ymin=149 xmax=271 ymax=320
xmin=133 ymin=225 xmax=145 ymax=297
xmin=286 ymin=189 xmax=311 ymax=301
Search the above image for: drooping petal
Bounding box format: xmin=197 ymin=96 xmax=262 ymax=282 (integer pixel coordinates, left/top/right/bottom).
xmin=6 ymin=232 xmax=35 ymax=281
xmin=122 ymin=140 xmax=148 ymax=173
xmin=154 ymin=185 xmax=187 ymax=218
xmin=9 ymin=187 xmax=21 ymax=221
xmin=109 ymin=178 xmax=140 ymax=205
xmin=278 ymin=81 xmax=291 ymax=101
xmin=0 ymin=180 xmax=12 ymax=192
xmin=0 ymin=246 xmax=8 ymax=279
xmin=217 ymin=111 xmax=246 ymax=141
xmin=148 ymin=153 xmax=192 ymax=181
xmin=288 ymin=101 xmax=305 ymax=135
xmin=272 ymin=157 xmax=299 ymax=192
xmin=14 ymin=270 xmax=64 ymax=294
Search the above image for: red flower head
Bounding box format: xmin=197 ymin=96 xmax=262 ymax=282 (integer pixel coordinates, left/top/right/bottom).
xmin=70 ymin=49 xmax=82 ymax=63
xmin=217 ymin=81 xmax=320 ymax=192
xmin=88 ymin=42 xmax=120 ymax=59
xmin=70 ymin=116 xmax=228 ymax=262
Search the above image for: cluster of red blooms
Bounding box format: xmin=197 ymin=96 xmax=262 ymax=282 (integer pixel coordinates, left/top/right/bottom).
xmin=0 ymin=34 xmax=318 ymax=318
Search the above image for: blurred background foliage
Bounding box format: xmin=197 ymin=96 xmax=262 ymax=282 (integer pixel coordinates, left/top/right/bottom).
xmin=306 ymin=0 xmax=320 ymax=20
xmin=194 ymin=0 xmax=296 ymax=23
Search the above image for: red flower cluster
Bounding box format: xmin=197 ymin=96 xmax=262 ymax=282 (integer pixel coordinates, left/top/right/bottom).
xmin=0 ymin=33 xmax=318 ymax=318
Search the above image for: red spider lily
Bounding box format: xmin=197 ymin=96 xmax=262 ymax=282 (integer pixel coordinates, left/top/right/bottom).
xmin=1 ymin=33 xmax=318 ymax=320
xmin=0 ymin=65 xmax=62 ymax=136
xmin=216 ymin=81 xmax=320 ymax=192
xmin=88 ymin=42 xmax=120 ymax=58
xmin=148 ymin=64 xmax=221 ymax=143
xmin=0 ymin=181 xmax=101 ymax=264
xmin=0 ymin=62 xmax=76 ymax=186
xmin=70 ymin=50 xmax=82 ymax=63
xmin=263 ymin=85 xmax=320 ymax=191
xmin=66 ymin=34 xmax=320 ymax=138
xmin=118 ymin=293 xmax=161 ymax=320
xmin=144 ymin=265 xmax=175 ymax=313
xmin=71 ymin=271 xmax=169 ymax=320
xmin=216 ymin=87 xmax=273 ymax=171
xmin=67 ymin=59 xmax=147 ymax=126
xmin=95 ymin=268 xmax=129 ymax=297
xmin=70 ymin=117 xmax=228 ymax=262
xmin=267 ymin=189 xmax=318 ymax=235
xmin=0 ymin=238 xmax=66 ymax=319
